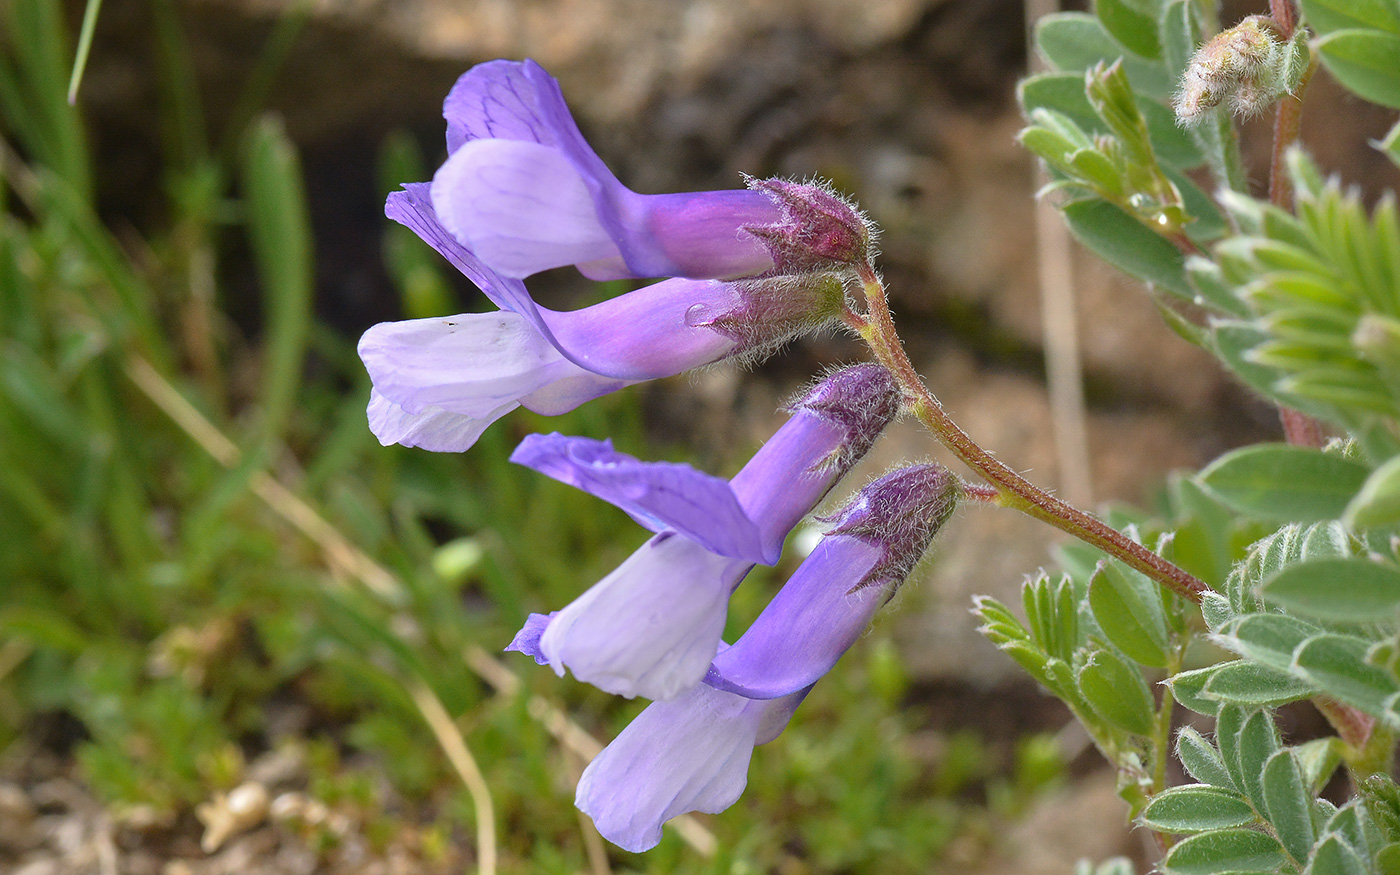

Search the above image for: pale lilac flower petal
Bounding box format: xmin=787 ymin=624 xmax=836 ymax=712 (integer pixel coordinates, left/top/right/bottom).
xmin=504 ymin=612 xmax=555 ymax=665
xmin=384 ymin=185 xmax=740 ymax=381
xmin=576 ymin=681 xmax=807 ymax=852
xmin=431 ymin=59 xmax=777 ymax=281
xmin=385 ymin=184 xmax=558 ymax=328
xmin=536 ymin=532 xmax=752 ymax=700
xmin=432 ymin=139 xmax=621 ymax=279
xmin=358 ymin=311 xmax=572 ymax=414
xmin=510 ymin=434 xmax=766 ymax=562
xmin=365 ymin=389 xmax=513 ymax=452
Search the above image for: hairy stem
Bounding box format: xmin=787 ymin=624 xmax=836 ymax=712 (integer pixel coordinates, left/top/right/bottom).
xmin=857 ymin=267 xmax=1210 ymax=604
xmin=1266 ymin=10 xmax=1326 ymax=447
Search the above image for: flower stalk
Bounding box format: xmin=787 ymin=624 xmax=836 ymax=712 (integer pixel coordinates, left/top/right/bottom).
xmin=854 ymin=264 xmax=1211 ymax=604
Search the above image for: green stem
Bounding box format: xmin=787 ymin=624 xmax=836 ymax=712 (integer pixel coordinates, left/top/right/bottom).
xmin=1153 ymin=649 xmax=1183 ymax=796
xmin=856 ymin=267 xmax=1210 ymax=604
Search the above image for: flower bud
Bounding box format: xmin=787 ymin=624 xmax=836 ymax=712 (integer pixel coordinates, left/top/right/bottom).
xmin=743 ymin=177 xmax=877 ymax=274
xmin=1175 ymin=16 xmax=1309 ymax=125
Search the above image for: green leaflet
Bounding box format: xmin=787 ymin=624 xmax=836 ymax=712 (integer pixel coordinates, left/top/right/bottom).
xmin=1160 ymin=828 xmax=1289 ymax=875
xmin=1140 ymin=784 xmax=1256 ymax=833
xmin=1261 ymin=557 xmax=1400 ymax=621
xmin=1200 ymin=444 xmax=1370 ymax=523
xmin=1315 ymin=29 xmax=1400 ymax=110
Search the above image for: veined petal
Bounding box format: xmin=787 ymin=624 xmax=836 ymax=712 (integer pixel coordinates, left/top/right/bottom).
xmin=443 ymin=59 xmax=555 ymax=152
xmin=442 ymin=59 xmax=615 ymax=191
xmin=434 ymin=59 xmax=780 ymax=281
xmin=358 ymin=311 xmax=572 ymax=415
xmin=544 ymin=277 xmax=740 ymax=380
xmin=576 ymin=680 xmax=807 ymax=853
xmin=365 ymin=389 xmax=513 ymax=452
xmin=384 ymin=186 xmax=738 ymax=381
xmin=510 ymin=434 xmax=766 ymax=562
xmin=538 ymin=532 xmax=752 ymax=700
xmin=432 ymin=139 xmax=622 ymax=279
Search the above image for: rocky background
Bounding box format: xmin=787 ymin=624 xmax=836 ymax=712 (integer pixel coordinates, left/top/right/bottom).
xmin=24 ymin=0 xmax=1399 ymax=871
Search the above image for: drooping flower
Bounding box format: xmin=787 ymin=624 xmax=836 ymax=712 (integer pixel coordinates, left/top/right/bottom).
xmin=575 ymin=463 xmax=958 ymax=851
xmin=360 ymin=185 xmax=846 ymax=452
xmin=504 ymin=363 xmax=902 ymax=700
xmin=704 ymin=463 xmax=959 ymax=699
xmin=429 ymin=59 xmax=877 ymax=281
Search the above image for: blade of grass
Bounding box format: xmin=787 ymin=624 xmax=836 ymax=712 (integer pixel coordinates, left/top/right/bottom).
xmin=66 ymin=0 xmax=103 ymax=105
xmin=408 ymin=679 xmax=497 ymax=875
xmin=242 ymin=116 xmax=313 ymax=453
xmin=150 ymin=0 xmax=208 ymax=169
xmin=5 ymin=0 xmax=91 ymax=201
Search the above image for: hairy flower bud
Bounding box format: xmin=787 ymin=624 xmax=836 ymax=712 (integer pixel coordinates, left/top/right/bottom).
xmin=743 ymin=177 xmax=877 ymax=274
xmin=1175 ymin=16 xmax=1309 ymax=125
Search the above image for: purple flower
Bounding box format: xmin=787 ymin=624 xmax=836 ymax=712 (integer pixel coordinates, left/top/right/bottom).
xmin=705 ymin=464 xmax=959 ymax=699
xmin=430 ymin=59 xmax=780 ymax=281
xmin=575 ymin=464 xmax=957 ymax=851
xmin=505 ymin=364 xmax=902 ymax=700
xmin=361 ymin=186 xmax=845 ymax=452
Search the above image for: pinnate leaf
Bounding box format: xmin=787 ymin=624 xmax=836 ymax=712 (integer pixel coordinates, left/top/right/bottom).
xmin=1204 ymin=660 xmax=1317 ymax=707
xmin=1262 ymin=750 xmax=1317 ymax=863
xmin=1061 ymin=197 xmax=1190 ymax=297
xmin=1176 ymin=726 xmax=1236 ymax=789
xmin=1344 ymin=455 xmax=1400 ymax=529
xmin=1300 ymin=0 xmax=1400 ymax=36
xmin=1088 ymin=560 xmax=1171 ymax=667
xmin=1077 ymin=647 xmax=1156 ymax=736
xmin=1096 ymin=0 xmax=1162 ymax=59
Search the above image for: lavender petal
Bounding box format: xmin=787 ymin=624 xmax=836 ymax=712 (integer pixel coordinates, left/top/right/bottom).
xmin=432 ymin=139 xmax=622 ymax=279
xmin=576 ymin=681 xmax=807 ymax=852
xmin=365 ymin=389 xmax=513 ymax=452
xmin=538 ymin=532 xmax=752 ymax=700
xmin=510 ymin=434 xmax=767 ymax=563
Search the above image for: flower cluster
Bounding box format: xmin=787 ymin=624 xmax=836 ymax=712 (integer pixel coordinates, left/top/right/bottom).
xmin=358 ymin=59 xmax=958 ymax=852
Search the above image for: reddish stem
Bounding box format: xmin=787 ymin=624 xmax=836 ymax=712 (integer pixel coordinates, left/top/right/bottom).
xmin=857 ymin=266 xmax=1210 ymax=604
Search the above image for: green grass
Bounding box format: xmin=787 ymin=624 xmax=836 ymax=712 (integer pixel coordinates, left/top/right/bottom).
xmin=0 ymin=2 xmax=1066 ymax=871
